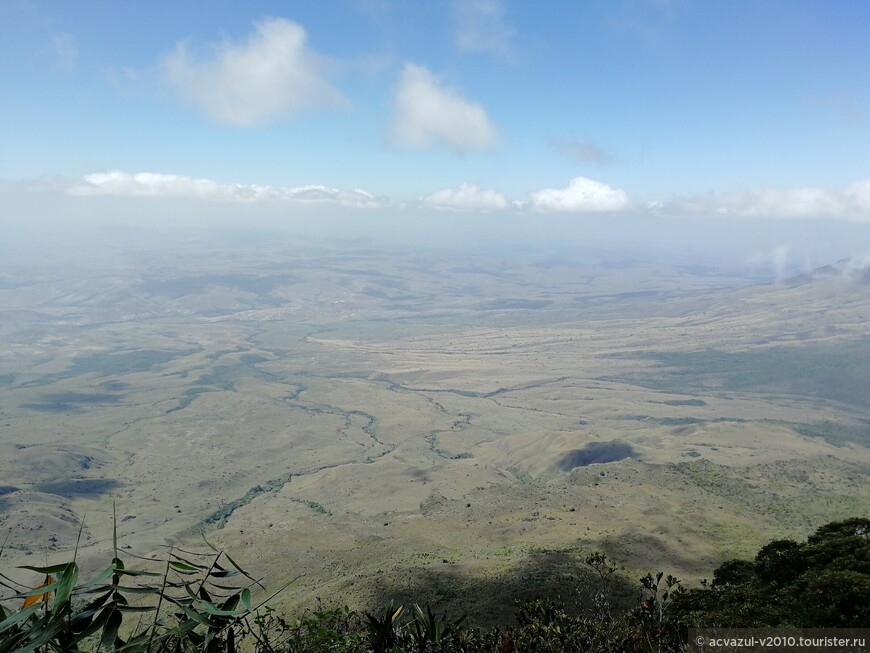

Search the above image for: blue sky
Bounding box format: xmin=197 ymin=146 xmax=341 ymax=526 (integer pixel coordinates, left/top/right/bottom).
xmin=2 ymin=0 xmax=870 ymax=228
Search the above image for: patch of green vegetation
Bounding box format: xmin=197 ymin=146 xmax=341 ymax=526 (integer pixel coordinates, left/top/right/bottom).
xmin=68 ymin=347 xmax=201 ymax=376
xmin=673 ymin=459 xmax=747 ymax=491
xmin=142 ymin=273 xmax=293 ymax=305
xmin=604 ymin=339 xmax=870 ymax=412
xmin=656 ymin=417 xmax=706 ymax=425
xmin=196 ymin=365 xmax=252 ymax=391
xmin=658 ymin=416 xmax=745 ymax=426
xmin=202 ymin=472 xmax=295 ymax=528
xmin=168 ymin=362 xmax=280 ymax=412
xmin=167 ymin=385 xmax=212 ymax=413
xmin=205 ymin=347 xmax=244 ymax=361
xmin=674 ymin=518 xmax=870 ymax=628
xmin=787 ymin=420 xmax=869 ymax=447
xmin=662 ymin=398 xmax=706 ymax=407
xmin=509 ymin=468 xmax=542 ymax=485
xmin=480 ymin=298 xmax=552 ymax=310
xmin=427 ymin=433 xmax=473 ymax=460
xmin=615 ymin=415 xmax=744 ymax=426
xmin=22 ymin=391 xmax=125 ymax=414
xmin=305 ymin=500 xmax=331 ymax=515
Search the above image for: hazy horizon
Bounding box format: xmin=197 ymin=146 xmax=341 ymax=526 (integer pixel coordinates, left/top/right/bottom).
xmin=2 ymin=1 xmax=870 ymax=278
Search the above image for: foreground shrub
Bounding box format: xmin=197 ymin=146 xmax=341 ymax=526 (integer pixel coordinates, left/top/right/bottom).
xmin=670 ymin=517 xmax=870 ymax=628
xmin=0 ymin=524 xmax=265 ymax=653
xmin=2 ymin=518 xmax=867 ymax=652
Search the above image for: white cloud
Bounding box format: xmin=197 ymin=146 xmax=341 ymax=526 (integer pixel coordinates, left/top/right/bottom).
xmin=529 ymin=177 xmax=630 ymax=213
xmin=661 ymin=180 xmax=870 ymax=222
xmin=160 ymin=18 xmax=343 ymax=126
xmin=68 ymin=171 xmax=383 ymax=208
xmin=453 ymin=0 xmax=515 ymax=58
xmin=60 ymin=172 xmax=870 ymax=223
xmin=422 ymin=182 xmax=508 ymax=211
xmin=391 ymin=63 xmax=499 ymax=154
xmin=746 ymin=245 xmax=802 ymax=280
xmin=804 ymin=92 xmax=867 ymax=125
xmin=551 ymin=138 xmax=616 ymax=165
xmin=605 ymin=0 xmax=689 ymax=46
xmin=52 ymin=34 xmax=78 ymax=72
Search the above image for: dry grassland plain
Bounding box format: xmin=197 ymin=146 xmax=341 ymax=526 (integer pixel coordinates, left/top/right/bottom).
xmin=1 ymin=235 xmax=868 ymax=622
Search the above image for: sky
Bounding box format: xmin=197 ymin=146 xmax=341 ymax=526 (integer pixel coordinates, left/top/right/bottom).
xmin=2 ymin=0 xmax=870 ymax=270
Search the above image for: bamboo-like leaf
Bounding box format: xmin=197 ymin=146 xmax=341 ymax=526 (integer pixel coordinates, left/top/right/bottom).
xmin=203 ymin=581 xmax=247 ymax=591
xmin=11 ymin=613 xmax=67 ymax=653
xmin=112 ymin=501 xmax=118 ymax=557
xmin=14 ymin=578 xmax=59 ymax=600
xmin=222 ymin=552 xmax=256 ymax=583
xmin=249 ymin=573 xmax=303 ymax=612
xmin=0 ymin=602 xmax=43 ymax=633
xmin=116 ymin=605 xmax=157 ymax=613
xmin=196 ymin=601 xmax=246 ymax=617
xmin=114 ymin=568 xmax=163 ymax=577
xmin=198 ymin=585 xmax=213 ymax=602
xmin=51 ymin=563 xmax=79 ymax=616
xmin=21 ymin=575 xmax=54 ymax=610
xmin=72 ymin=512 xmax=86 ymax=562
xmin=166 ymin=617 xmax=201 ymax=636
xmin=169 ymin=560 xmax=201 ymax=572
xmin=109 ymin=585 xmax=163 ymax=595
xmin=77 ymin=566 xmax=115 ymax=588
xmin=0 ymin=631 xmax=26 ymax=653
xmin=99 ymin=609 xmax=123 ymax=651
xmin=119 ymin=629 xmax=153 ymax=650
xmin=166 ymin=545 xmax=214 ymax=558
xmin=75 ymin=605 xmax=112 ymax=641
xmin=199 ymin=532 xmax=220 ymax=553
xmin=0 ymin=573 xmax=28 ymax=593
xmin=18 ymin=563 xmax=72 ymax=575
xmin=170 ymin=601 xmax=213 ymax=626
xmin=73 ymin=589 xmax=114 ymax=616
xmin=220 ymin=593 xmax=240 ymax=612
xmin=208 ymin=570 xmax=239 ymax=578
xmin=171 ymin=552 xmax=209 ymax=569
xmin=240 ymin=588 xmax=251 ymax=611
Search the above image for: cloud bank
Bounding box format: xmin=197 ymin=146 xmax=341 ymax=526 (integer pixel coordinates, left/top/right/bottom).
xmin=59 ymin=171 xmax=870 ymax=223
xmin=391 ymin=64 xmax=499 ymax=154
xmin=160 ymin=18 xmax=343 ymax=126
xmin=422 ymin=182 xmax=509 ymax=211
xmin=68 ymin=171 xmax=382 ymax=207
xmin=664 ymin=180 xmax=870 ymax=222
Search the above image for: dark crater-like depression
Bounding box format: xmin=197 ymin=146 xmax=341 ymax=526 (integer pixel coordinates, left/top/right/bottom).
xmin=557 ymin=441 xmax=636 ymax=470
xmin=34 ymin=479 xmax=122 ymax=498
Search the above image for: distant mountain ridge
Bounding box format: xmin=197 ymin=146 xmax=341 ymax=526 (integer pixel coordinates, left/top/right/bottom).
xmin=787 ymin=257 xmax=870 ymax=285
